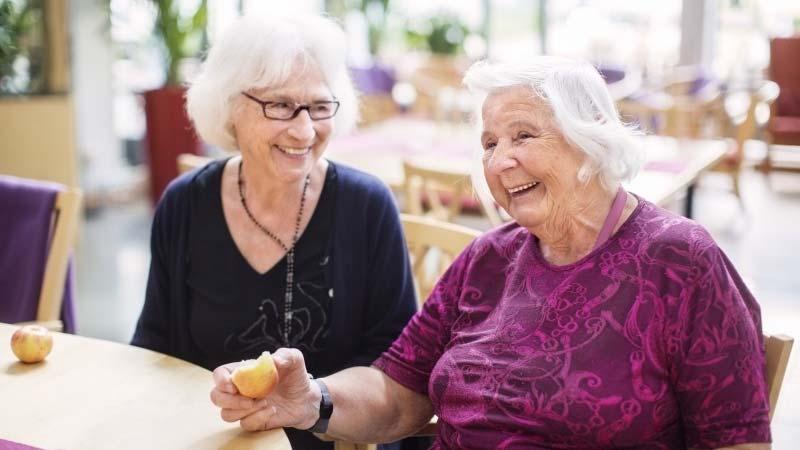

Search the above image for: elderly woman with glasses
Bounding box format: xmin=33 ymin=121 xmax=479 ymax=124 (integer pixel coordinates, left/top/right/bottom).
xmin=209 ymin=56 xmax=771 ymax=450
xmin=131 ymin=13 xmax=417 ymax=450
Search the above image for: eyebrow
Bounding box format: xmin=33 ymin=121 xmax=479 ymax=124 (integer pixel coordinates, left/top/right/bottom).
xmin=259 ymin=93 xmax=335 ymax=103
xmin=507 ymin=120 xmax=543 ymax=132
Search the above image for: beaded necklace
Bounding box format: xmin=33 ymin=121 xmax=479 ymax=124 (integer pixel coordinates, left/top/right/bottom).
xmin=237 ymin=160 xmax=311 ymax=345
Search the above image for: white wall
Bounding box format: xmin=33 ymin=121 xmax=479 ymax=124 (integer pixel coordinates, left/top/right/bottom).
xmin=70 ymin=0 xmax=124 ymax=190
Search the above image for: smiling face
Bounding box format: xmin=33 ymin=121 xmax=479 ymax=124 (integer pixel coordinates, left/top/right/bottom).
xmin=481 ymin=86 xmax=589 ymax=231
xmin=232 ymin=63 xmax=334 ymax=184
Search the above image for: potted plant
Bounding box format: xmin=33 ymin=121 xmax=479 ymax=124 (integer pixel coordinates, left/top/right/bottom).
xmin=0 ymin=0 xmax=42 ymax=95
xmin=403 ymin=14 xmax=471 ymax=117
xmin=142 ymin=0 xmax=207 ymax=204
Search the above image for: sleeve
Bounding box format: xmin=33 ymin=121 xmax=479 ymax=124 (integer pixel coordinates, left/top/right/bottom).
xmin=130 ymin=189 xmax=175 ymax=353
xmin=372 ymin=241 xmax=473 ymax=396
xmin=346 ymin=184 xmax=418 ymax=367
xmin=668 ymin=241 xmax=771 ymax=448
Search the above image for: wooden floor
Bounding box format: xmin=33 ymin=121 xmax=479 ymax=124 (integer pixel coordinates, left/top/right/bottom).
xmin=74 ymin=166 xmax=800 ymax=448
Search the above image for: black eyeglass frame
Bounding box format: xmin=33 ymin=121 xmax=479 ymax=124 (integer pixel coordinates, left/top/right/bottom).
xmin=241 ymin=92 xmax=340 ymax=121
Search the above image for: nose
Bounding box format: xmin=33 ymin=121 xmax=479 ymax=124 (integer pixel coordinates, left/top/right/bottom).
xmin=484 ymin=139 xmax=517 ymax=175
xmin=286 ymin=110 xmax=316 ymax=141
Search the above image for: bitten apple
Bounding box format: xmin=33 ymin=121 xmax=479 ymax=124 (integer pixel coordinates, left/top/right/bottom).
xmin=10 ymin=325 xmax=53 ymax=363
xmin=231 ymin=351 xmax=280 ymax=398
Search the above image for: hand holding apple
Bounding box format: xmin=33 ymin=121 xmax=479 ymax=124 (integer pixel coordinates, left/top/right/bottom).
xmin=211 ymin=348 xmax=321 ymax=432
xmin=10 ymin=325 xmax=53 ymax=363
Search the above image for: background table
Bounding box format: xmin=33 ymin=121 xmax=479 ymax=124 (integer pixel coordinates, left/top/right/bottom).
xmin=327 ymin=118 xmax=728 ymax=217
xmin=0 ymin=323 xmax=290 ymax=450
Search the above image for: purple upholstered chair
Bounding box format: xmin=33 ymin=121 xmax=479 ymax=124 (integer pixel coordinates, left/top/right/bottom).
xmin=0 ymin=175 xmax=81 ymax=332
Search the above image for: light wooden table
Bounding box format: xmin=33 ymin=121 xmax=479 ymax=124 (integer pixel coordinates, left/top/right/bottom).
xmin=327 ymin=118 xmax=728 ymax=217
xmin=0 ymin=323 xmax=291 ymax=450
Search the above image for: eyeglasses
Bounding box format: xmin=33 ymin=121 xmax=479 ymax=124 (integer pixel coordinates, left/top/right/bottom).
xmin=241 ymin=92 xmax=340 ymax=121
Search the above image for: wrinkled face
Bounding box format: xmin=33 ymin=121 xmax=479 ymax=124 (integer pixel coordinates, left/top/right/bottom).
xmin=232 ymin=64 xmax=334 ymax=184
xmin=481 ymin=86 xmax=587 ymax=230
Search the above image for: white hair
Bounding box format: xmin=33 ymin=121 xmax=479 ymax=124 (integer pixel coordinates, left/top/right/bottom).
xmin=463 ymin=57 xmax=643 ymax=190
xmin=186 ymin=13 xmax=358 ymax=150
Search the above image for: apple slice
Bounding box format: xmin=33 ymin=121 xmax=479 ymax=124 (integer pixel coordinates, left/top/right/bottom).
xmin=231 ymin=351 xmax=280 ymax=398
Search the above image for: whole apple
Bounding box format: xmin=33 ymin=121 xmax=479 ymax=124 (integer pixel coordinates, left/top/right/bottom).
xmin=10 ymin=325 xmax=53 ymax=363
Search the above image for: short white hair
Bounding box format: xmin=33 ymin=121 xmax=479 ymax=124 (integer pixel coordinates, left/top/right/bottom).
xmin=463 ymin=57 xmax=643 ymax=189
xmin=186 ymin=14 xmax=358 ymax=150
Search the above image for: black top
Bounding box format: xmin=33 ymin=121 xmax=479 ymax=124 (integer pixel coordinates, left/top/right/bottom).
xmin=186 ymin=162 xmax=336 ymax=373
xmin=132 ymin=159 xmax=417 ymax=450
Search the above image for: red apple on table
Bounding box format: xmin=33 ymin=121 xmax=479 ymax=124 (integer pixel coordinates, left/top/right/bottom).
xmin=10 ymin=325 xmax=53 ymax=363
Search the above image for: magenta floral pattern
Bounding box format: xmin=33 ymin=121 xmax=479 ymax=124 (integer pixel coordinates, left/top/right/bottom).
xmin=374 ymin=199 xmax=771 ymax=449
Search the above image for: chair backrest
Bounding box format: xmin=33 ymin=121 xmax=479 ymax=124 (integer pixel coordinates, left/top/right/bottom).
xmin=0 ymin=177 xmax=82 ymax=331
xmin=401 ymin=214 xmax=481 ymax=308
xmin=177 ymin=153 xmax=213 ymax=174
xmin=403 ymin=159 xmax=504 ymax=227
xmin=770 ymin=37 xmax=800 ymax=118
xmin=765 ymin=333 xmax=794 ymax=421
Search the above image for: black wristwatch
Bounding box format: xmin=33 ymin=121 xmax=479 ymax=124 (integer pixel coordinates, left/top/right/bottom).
xmin=306 ymin=378 xmax=333 ymax=434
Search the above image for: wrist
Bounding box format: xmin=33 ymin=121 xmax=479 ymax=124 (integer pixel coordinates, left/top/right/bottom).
xmin=300 ymin=378 xmax=333 ymax=434
xmin=297 ymin=377 xmax=322 ymax=430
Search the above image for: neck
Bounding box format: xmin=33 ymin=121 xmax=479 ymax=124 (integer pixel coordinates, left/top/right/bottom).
xmin=535 ymin=182 xmax=627 ymax=265
xmin=239 ymin=157 xmax=321 ymax=214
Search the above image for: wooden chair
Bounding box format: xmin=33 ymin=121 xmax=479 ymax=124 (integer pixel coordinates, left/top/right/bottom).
xmin=403 ymin=159 xmax=504 ymax=227
xmin=711 ymin=81 xmax=779 ymax=202
xmin=177 ymin=153 xmax=213 ymax=174
xmin=762 ymin=36 xmax=800 ymax=173
xmin=1 ymin=179 xmax=82 ymax=332
xmin=765 ymin=333 xmax=794 ymax=421
xmin=334 ymin=332 xmax=792 ymax=449
xmin=401 ymin=213 xmax=481 ymax=308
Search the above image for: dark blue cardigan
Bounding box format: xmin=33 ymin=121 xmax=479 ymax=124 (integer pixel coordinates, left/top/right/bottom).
xmin=131 ymin=160 xmax=417 ymax=376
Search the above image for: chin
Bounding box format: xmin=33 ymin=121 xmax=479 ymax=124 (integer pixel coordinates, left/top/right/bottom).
xmin=508 ymin=207 xmax=544 ymax=230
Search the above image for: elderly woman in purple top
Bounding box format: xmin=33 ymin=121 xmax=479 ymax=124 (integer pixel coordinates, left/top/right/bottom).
xmin=210 ymin=57 xmax=771 ymax=450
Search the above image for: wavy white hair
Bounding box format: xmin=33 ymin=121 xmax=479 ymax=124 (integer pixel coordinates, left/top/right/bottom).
xmin=463 ymin=57 xmax=643 ymax=190
xmin=186 ymin=13 xmax=358 ymax=151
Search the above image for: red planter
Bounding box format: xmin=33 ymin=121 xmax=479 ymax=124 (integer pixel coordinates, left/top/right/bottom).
xmin=142 ymin=86 xmax=201 ymax=205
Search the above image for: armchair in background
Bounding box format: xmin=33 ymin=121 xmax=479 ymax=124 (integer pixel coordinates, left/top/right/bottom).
xmin=763 ymin=36 xmax=800 ymax=172
xmin=0 ymin=175 xmax=82 ymax=332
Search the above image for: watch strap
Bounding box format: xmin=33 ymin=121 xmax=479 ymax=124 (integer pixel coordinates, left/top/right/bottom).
xmin=306 ymin=378 xmax=333 ymax=434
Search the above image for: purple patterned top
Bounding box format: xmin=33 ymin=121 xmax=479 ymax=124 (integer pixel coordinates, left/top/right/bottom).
xmin=374 ymin=198 xmax=771 ymax=449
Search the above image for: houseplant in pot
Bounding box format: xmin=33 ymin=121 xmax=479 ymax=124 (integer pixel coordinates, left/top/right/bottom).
xmin=404 ymin=14 xmax=470 ymax=118
xmin=142 ymin=0 xmax=207 ymax=204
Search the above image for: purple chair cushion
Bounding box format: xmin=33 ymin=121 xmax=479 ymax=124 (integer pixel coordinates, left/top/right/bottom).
xmin=0 ymin=176 xmax=76 ymax=332
xmin=597 ymin=65 xmax=626 ymax=84
xmin=350 ymin=64 xmax=396 ymax=95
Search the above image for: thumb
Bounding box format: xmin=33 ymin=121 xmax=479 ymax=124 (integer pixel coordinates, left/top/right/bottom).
xmin=271 ymin=348 xmax=307 ymax=374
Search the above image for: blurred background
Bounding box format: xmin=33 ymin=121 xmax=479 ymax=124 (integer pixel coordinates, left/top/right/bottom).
xmin=2 ymin=0 xmax=800 ymax=446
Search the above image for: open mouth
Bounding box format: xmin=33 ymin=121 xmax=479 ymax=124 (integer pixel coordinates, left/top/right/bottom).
xmin=508 ymin=181 xmax=539 ymax=197
xmin=277 ymin=145 xmax=311 ymax=156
